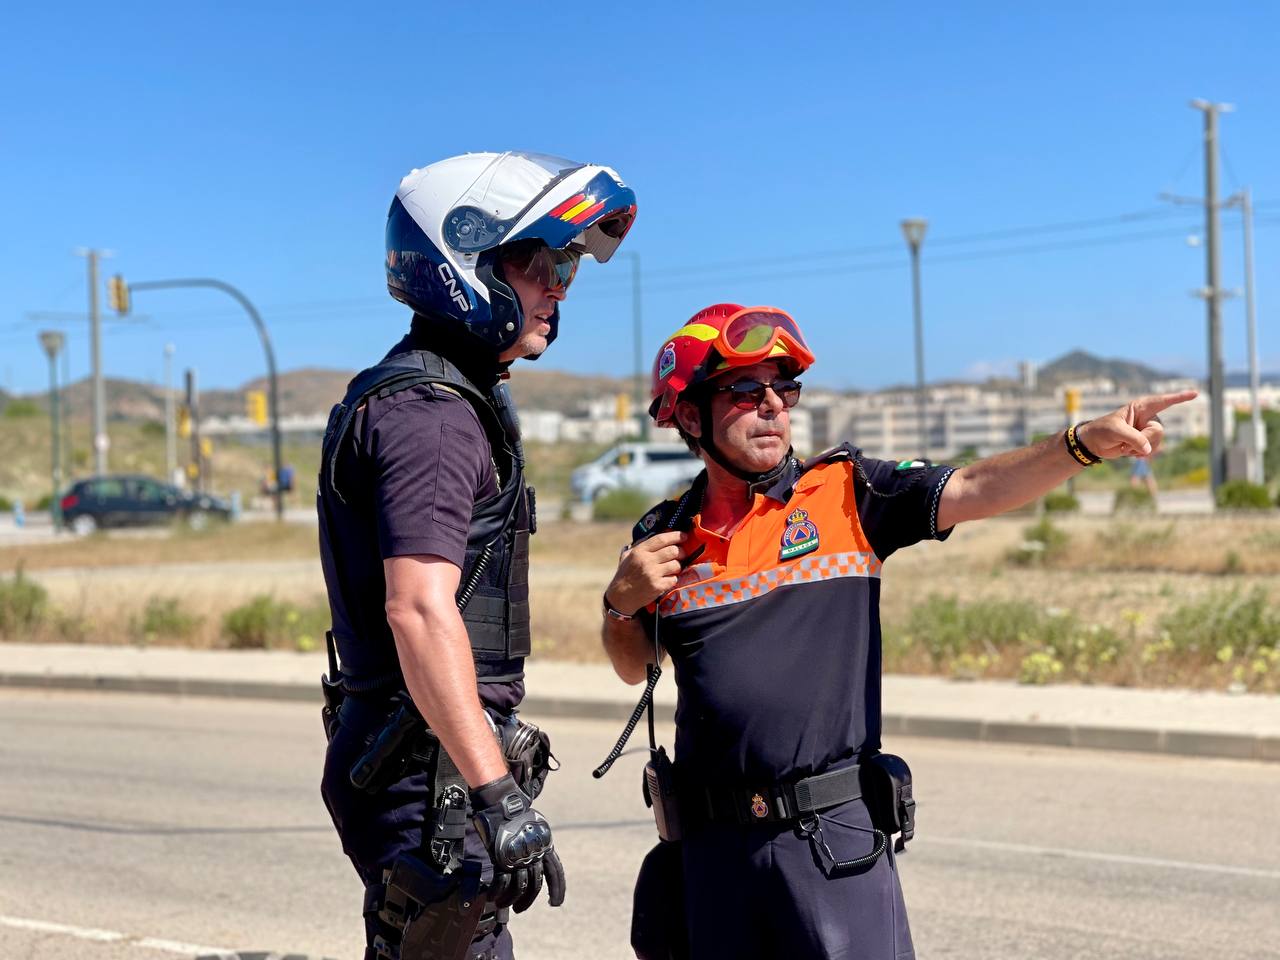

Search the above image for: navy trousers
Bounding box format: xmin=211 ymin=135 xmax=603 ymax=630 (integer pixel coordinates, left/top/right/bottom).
xmin=320 ymin=695 xmax=514 ymax=960
xmin=681 ymin=797 xmax=915 ymax=959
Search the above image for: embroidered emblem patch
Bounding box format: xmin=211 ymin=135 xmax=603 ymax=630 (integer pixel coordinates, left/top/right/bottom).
xmin=895 ymin=459 xmax=926 ymax=470
xmin=639 ymin=510 xmax=659 ymax=532
xmin=779 ymin=507 xmax=820 ymax=560
xmin=750 ymin=794 xmax=769 ymax=819
xmin=657 ymin=342 xmax=677 ymax=379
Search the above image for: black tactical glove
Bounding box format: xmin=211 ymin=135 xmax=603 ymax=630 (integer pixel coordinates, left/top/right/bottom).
xmin=471 ymin=774 xmax=566 ymax=913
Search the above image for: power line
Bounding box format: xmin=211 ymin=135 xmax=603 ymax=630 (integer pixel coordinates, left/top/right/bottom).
xmin=11 ymin=201 xmax=1273 ymax=343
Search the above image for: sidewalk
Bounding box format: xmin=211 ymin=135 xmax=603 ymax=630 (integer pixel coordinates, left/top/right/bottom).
xmin=2 ymin=643 xmax=1276 ymax=762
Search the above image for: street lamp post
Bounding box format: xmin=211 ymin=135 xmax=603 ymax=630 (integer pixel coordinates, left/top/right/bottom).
xmin=900 ymin=218 xmax=929 ymax=458
xmin=127 ymin=279 xmax=285 ymax=521
xmin=1226 ymin=187 xmax=1265 ymax=483
xmin=38 ymin=330 xmax=65 ymax=530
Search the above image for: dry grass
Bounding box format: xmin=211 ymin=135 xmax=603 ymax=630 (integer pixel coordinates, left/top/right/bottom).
xmin=0 ymin=521 xmax=319 ymax=573
xmin=5 ymin=513 xmax=1280 ymax=690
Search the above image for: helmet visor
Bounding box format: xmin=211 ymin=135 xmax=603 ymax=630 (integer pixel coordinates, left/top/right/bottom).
xmin=717 ymin=308 xmax=814 ymax=365
xmin=500 ymin=242 xmax=582 ymax=292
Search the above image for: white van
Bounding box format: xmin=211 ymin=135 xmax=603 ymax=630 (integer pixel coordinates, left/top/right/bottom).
xmin=570 ymin=442 xmax=703 ymax=502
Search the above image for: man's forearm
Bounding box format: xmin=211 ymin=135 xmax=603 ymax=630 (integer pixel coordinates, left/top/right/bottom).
xmin=602 ymin=614 xmax=658 ymax=686
xmin=389 ymin=607 xmax=509 ymax=788
xmin=937 ymin=430 xmax=1083 ymax=529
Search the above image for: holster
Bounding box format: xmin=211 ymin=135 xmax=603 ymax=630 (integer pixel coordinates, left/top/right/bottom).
xmin=860 ymin=753 xmax=916 ymax=852
xmin=374 ymin=854 xmax=490 ymax=960
xmin=321 ymin=630 xmax=346 ymax=743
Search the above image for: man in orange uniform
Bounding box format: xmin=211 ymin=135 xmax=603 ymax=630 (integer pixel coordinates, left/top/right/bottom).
xmin=601 ymin=303 xmax=1194 ymax=959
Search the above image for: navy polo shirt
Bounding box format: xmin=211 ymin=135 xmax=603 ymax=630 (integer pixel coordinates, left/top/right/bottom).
xmin=635 ymin=452 xmax=954 ymax=784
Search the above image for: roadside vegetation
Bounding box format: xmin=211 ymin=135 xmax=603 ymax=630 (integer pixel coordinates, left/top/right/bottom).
xmin=5 ymin=469 xmax=1280 ymax=692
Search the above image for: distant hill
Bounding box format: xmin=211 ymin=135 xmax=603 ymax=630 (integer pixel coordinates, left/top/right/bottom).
xmin=1035 ymin=350 xmax=1181 ymax=392
xmin=7 ymin=366 xmax=637 ymax=421
xmin=6 ymin=349 xmax=1230 ymax=425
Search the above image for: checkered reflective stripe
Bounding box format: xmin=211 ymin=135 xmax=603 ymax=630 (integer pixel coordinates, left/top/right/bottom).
xmin=658 ymin=550 xmax=882 ymax=616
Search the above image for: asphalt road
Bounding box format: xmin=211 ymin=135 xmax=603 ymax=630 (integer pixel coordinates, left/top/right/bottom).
xmin=1 ymin=691 xmax=1277 ymax=960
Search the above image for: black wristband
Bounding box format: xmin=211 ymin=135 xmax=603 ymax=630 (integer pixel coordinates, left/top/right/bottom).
xmin=1065 ymin=422 xmax=1102 ymax=467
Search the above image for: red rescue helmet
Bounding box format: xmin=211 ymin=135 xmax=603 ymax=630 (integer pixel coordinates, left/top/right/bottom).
xmin=648 ymin=303 xmax=816 ymax=425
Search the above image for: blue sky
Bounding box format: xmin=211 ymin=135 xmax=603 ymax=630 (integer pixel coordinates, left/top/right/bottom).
xmin=2 ymin=1 xmax=1278 ymax=397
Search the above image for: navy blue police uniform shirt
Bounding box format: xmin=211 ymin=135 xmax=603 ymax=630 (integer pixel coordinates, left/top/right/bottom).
xmin=321 ymin=378 xmax=523 ymax=712
xmin=636 ymin=452 xmax=955 ymax=784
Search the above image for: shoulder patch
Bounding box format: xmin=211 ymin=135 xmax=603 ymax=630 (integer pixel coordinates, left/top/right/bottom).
xmin=802 ymin=442 xmax=861 ymax=472
xmin=895 ymin=459 xmax=928 ymax=471
xmin=631 ymin=499 xmax=679 ymax=543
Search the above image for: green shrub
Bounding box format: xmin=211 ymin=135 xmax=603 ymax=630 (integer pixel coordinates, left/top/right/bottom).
xmin=223 ymin=595 xmax=279 ymax=649
xmin=132 ymin=596 xmax=202 ymax=644
xmin=1006 ymin=517 xmax=1070 ymax=566
xmin=900 ymin=595 xmax=1042 ymax=669
xmin=2 ymin=399 xmax=40 ymax=419
xmin=1157 ymin=587 xmax=1280 ymax=660
xmin=1018 ymin=650 xmax=1064 ymax=685
xmin=1113 ymin=486 xmax=1156 ymax=514
xmin=891 ymin=594 xmax=1128 ymax=685
xmin=34 ymin=493 xmax=53 ymax=511
xmin=1155 ymin=436 xmax=1209 ymax=480
xmin=1215 ymin=480 xmax=1272 ymax=511
xmin=1042 ymin=490 xmax=1080 ymax=513
xmin=140 ymin=420 xmax=166 ymax=438
xmin=222 ymin=594 xmax=328 ymax=650
xmin=0 ymin=564 xmax=48 ymax=637
xmin=592 ymin=487 xmax=653 ymax=523
xmin=0 ymin=495 xmax=12 ymax=512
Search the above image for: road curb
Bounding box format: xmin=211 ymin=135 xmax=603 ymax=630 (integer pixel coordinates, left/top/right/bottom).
xmin=3 ymin=671 xmax=1276 ymax=764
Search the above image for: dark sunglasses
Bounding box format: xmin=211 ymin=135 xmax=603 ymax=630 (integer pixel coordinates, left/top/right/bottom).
xmin=713 ymin=377 xmax=802 ymax=409
xmin=499 ymin=242 xmax=581 ymax=291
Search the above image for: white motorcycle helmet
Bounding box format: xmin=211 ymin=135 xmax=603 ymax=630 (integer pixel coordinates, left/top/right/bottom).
xmin=386 ymin=151 xmax=637 ymax=353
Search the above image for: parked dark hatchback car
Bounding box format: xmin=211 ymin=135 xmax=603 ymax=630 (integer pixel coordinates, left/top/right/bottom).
xmin=59 ymin=475 xmax=232 ymax=534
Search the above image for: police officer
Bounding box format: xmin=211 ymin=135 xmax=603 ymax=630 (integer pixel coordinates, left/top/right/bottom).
xmin=318 ymin=151 xmax=636 ymax=960
xmin=602 ymin=303 xmax=1195 ymax=959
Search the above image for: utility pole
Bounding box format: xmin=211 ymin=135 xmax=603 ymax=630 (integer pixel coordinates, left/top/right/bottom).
xmin=76 ymin=249 xmax=109 ymax=475
xmin=623 ymin=251 xmax=645 ymax=441
xmin=38 ymin=331 xmax=65 ymax=530
xmin=900 ymin=219 xmax=929 ymax=458
xmin=164 ymin=344 xmax=177 ymax=484
xmin=1191 ymin=99 xmax=1231 ymax=494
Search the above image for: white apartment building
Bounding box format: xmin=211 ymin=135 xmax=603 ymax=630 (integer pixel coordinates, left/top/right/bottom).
xmin=811 ymin=380 xmax=1228 ymax=462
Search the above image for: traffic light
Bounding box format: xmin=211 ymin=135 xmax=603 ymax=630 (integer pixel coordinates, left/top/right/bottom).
xmin=177 ymin=405 xmax=192 ymax=439
xmin=246 ymin=390 xmax=268 ymax=426
xmin=107 ymin=274 xmax=130 ymax=315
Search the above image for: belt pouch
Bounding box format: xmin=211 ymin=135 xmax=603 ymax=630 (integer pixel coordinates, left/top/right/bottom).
xmin=862 ymin=753 xmax=916 ymax=848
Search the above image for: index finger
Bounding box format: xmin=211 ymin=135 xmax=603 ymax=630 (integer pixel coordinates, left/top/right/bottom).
xmin=1133 ymin=390 xmax=1198 ymax=420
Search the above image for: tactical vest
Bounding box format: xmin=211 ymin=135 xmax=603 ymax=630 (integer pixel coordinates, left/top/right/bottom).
xmin=319 ymin=349 xmax=533 ymax=686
